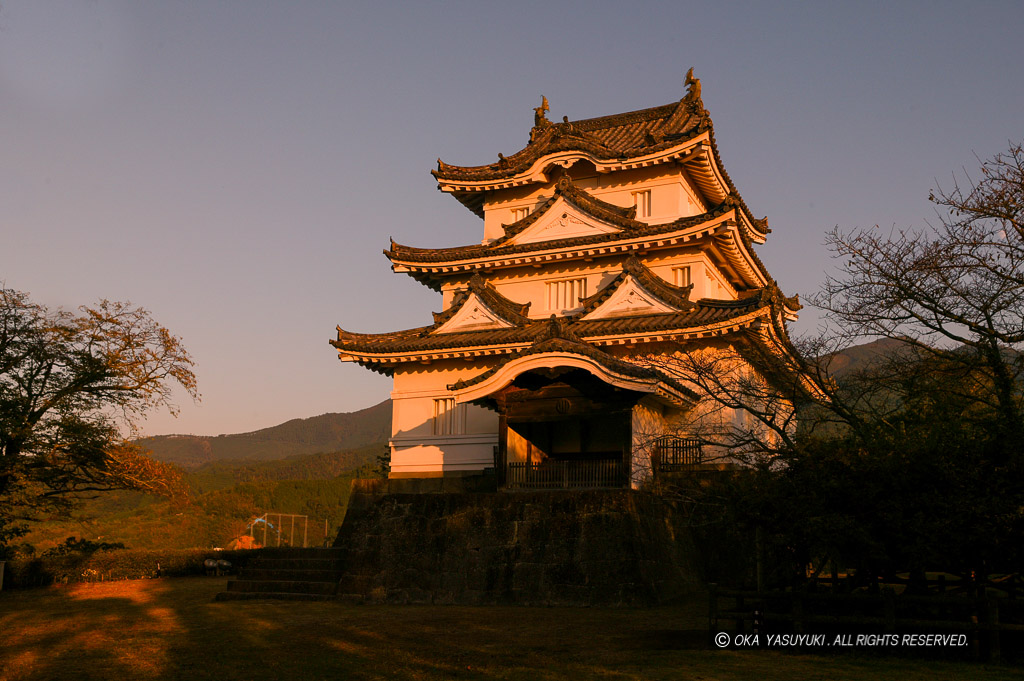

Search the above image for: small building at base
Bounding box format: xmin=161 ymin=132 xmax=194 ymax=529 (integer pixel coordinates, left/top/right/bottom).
xmin=332 ymin=73 xmax=800 ymax=488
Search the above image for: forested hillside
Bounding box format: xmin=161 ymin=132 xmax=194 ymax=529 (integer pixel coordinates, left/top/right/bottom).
xmin=138 ymin=400 xmax=391 ymax=468
xmin=19 ymin=443 xmax=384 ymax=553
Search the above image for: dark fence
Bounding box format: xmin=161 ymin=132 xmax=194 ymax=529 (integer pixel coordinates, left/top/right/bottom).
xmin=805 ymin=573 xmax=1024 ymax=599
xmin=653 ymin=436 xmax=703 ymax=470
xmin=505 ymin=458 xmax=626 ymax=490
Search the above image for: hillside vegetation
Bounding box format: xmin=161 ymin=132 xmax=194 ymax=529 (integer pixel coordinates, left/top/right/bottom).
xmin=20 ymin=443 xmax=383 ymax=553
xmin=8 ymin=400 xmax=394 ymax=552
xmin=137 ymin=399 xmax=391 ymax=468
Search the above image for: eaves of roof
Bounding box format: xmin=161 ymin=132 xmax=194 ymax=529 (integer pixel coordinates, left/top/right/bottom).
xmin=446 ymin=335 xmax=700 ymax=404
xmin=386 ymin=199 xmax=736 ymax=266
xmin=331 ymin=291 xmax=771 ymax=360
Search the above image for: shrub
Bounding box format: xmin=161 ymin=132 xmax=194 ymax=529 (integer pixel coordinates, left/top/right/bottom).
xmin=2 ymin=548 xmax=260 ymax=588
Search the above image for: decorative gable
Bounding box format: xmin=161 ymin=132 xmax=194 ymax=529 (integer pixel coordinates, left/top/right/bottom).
xmin=505 ymin=196 xmax=621 ymax=246
xmin=577 ymin=255 xmax=696 ymax=320
xmin=580 ymin=274 xmax=678 ymax=320
xmin=433 ymin=292 xmax=515 ymax=333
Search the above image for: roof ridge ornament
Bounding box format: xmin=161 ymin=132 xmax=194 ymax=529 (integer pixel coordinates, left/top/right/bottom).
xmin=530 ymin=95 xmax=552 ymax=143
xmin=467 ymin=272 xmax=486 ymax=290
xmin=684 ymin=67 xmax=706 ymax=116
xmin=623 ymin=253 xmax=645 ymax=275
xmin=538 ymin=314 xmax=582 ymax=343
xmin=534 ymin=95 xmax=550 ymax=127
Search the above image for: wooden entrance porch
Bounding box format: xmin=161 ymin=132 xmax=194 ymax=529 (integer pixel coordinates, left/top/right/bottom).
xmin=490 ymin=368 xmax=636 ymax=490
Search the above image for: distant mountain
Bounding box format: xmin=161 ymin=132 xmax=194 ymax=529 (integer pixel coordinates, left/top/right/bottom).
xmin=138 ymin=400 xmax=391 ymax=468
xmin=825 ymin=337 xmax=914 ymax=378
xmin=186 ymin=443 xmax=384 ymax=494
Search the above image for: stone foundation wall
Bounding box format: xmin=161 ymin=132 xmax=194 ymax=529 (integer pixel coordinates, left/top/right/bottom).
xmin=332 ymin=480 xmax=703 ymax=605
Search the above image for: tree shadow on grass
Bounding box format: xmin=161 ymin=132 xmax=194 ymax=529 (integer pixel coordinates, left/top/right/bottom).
xmin=1 ymin=578 xmax=707 ymax=681
xmin=2 ymin=579 xmax=1021 ymax=681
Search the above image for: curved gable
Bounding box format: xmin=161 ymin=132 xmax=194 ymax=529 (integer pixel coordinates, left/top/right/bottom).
xmin=506 ymin=194 xmax=622 ymax=246
xmin=433 ymin=291 xmax=515 ymax=333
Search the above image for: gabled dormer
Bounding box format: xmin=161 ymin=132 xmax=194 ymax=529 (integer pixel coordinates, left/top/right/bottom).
xmin=430 ymin=274 xmax=531 ymax=334
xmin=498 ymin=176 xmax=637 ymax=246
xmin=579 ymin=255 xmax=695 ymax=320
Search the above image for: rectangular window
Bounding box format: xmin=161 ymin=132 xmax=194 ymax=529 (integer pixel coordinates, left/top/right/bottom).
xmin=511 ymin=206 xmax=530 ymax=222
xmin=546 ymin=277 xmax=588 ymax=312
xmin=632 ymin=190 xmax=652 ymax=219
xmin=432 ymin=397 xmax=464 ymax=436
xmin=672 ymin=265 xmax=692 ymax=288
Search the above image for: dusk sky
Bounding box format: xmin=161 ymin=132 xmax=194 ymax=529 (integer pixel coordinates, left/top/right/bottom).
xmin=2 ymin=1 xmax=1022 ymax=437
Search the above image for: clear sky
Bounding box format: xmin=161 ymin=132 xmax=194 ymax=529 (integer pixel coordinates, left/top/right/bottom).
xmin=2 ymin=1 xmax=1022 ymax=437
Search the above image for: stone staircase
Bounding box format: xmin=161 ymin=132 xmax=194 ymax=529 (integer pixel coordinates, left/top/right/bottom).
xmin=214 ymin=547 xmax=348 ymax=602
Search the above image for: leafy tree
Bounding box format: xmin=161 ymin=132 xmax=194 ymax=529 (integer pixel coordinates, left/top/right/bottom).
xmin=0 ymin=289 xmax=197 ymax=546
xmin=42 ymin=536 xmax=127 ymax=557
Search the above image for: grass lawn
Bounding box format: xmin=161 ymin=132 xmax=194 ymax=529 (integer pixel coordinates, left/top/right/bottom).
xmin=0 ymin=577 xmax=1018 ymax=681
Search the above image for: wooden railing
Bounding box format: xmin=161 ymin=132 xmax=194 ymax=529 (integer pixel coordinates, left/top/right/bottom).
xmin=505 ymin=459 xmax=627 ymax=490
xmin=653 ymin=436 xmax=703 ymax=470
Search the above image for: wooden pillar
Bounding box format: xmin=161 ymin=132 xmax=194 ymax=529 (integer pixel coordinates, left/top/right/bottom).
xmin=497 ymin=409 xmax=508 ymax=486
xmin=622 ymin=408 xmax=632 ymax=488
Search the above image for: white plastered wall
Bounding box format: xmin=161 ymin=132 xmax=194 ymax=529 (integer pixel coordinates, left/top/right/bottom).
xmin=644 ymin=251 xmax=738 ymax=301
xmin=389 ymin=360 xmax=499 ymax=477
xmin=630 ymin=396 xmax=670 ymax=489
xmin=656 ymin=344 xmax=767 ymax=464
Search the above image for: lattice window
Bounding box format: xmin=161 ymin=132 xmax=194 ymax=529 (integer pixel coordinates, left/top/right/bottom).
xmin=511 ymin=206 xmax=530 ymax=222
xmin=432 ymin=397 xmax=464 ymax=436
xmin=632 ymin=190 xmax=652 ymax=219
xmin=546 ymin=277 xmax=588 ymax=312
xmin=672 ymin=265 xmax=692 ymax=288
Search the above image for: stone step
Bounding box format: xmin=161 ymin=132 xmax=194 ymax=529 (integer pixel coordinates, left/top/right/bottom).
xmin=214 ymin=591 xmax=335 ymax=602
xmin=213 ymin=547 xmax=350 ymax=602
xmin=238 ymin=568 xmax=340 ymax=582
xmin=251 ymin=547 xmax=347 ymax=559
xmin=226 ymin=579 xmax=338 ymax=596
xmin=252 ymin=557 xmax=347 ymax=571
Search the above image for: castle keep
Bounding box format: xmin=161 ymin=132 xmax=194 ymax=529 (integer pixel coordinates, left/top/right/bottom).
xmin=332 ymin=72 xmax=800 ymax=487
